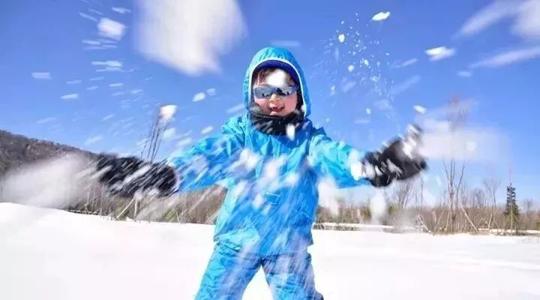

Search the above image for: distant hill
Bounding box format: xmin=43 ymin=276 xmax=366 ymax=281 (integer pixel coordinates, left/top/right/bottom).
xmin=0 ymin=129 xmax=97 ymax=176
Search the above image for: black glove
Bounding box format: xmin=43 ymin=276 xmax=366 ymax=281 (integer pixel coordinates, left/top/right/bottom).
xmin=95 ymin=154 xmax=178 ymax=198
xmin=363 ymin=128 xmax=427 ymax=187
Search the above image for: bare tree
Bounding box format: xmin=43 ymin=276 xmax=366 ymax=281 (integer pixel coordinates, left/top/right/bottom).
xmin=483 ymin=178 xmax=501 ymax=230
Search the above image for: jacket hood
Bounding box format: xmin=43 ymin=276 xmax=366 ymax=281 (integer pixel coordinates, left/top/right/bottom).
xmin=243 ymin=47 xmax=311 ymax=117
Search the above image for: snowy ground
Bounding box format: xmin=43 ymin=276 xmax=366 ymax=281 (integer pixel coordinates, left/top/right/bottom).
xmin=1 ymin=203 xmax=539 ymax=300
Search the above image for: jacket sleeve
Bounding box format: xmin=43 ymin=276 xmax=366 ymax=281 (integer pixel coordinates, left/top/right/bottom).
xmin=166 ymin=116 xmax=245 ymax=192
xmin=307 ymin=127 xmax=371 ymax=188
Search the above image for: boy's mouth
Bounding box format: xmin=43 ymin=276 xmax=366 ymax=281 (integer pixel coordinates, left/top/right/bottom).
xmin=268 ymin=105 xmax=284 ymax=114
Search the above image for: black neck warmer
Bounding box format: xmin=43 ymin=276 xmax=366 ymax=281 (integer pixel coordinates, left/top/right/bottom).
xmin=249 ymin=102 xmax=304 ymax=135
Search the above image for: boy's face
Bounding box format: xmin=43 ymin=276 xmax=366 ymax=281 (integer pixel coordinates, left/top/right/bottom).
xmin=253 ymin=69 xmax=298 ymax=117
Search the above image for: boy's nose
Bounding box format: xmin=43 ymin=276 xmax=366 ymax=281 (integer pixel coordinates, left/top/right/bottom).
xmin=269 ymin=93 xmax=282 ymax=101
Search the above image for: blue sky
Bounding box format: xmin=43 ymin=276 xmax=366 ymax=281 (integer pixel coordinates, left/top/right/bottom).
xmin=1 ymin=0 xmax=539 ymax=203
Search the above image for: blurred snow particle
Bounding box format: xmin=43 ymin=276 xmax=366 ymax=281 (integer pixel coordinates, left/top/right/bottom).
xmin=109 ymin=82 xmax=123 ymax=88
xmin=425 ymin=46 xmax=456 ymax=61
xmin=66 ymin=80 xmax=82 ymax=85
xmin=338 ymin=33 xmax=346 ymax=43
xmin=0 ymin=154 xmax=96 ymax=208
xmin=413 ymin=105 xmax=427 ymax=114
xmin=286 ymin=124 xmax=296 ymax=140
xmin=470 ymin=46 xmax=540 ymax=68
xmin=201 ymin=126 xmax=214 ymax=135
xmin=97 ymin=18 xmax=126 ymax=41
xmin=206 ymin=88 xmax=216 ymax=96
xmin=112 ymin=7 xmax=131 ymax=14
xmin=370 ymin=191 xmax=387 ymax=224
xmin=92 ymin=60 xmax=123 ymax=72
xmin=317 ymin=178 xmax=339 ymax=216
xmin=84 ymin=135 xmax=103 ymax=145
xmin=458 ymin=70 xmax=473 ymax=77
xmin=86 ymin=86 xmax=98 ymax=91
xmin=36 ymin=117 xmax=56 ymax=125
xmin=32 ymin=72 xmax=51 ymax=80
xmin=102 ymin=114 xmax=114 ymax=121
xmin=159 ymin=105 xmax=177 ymax=122
xmin=366 ymin=108 xmax=372 ymax=115
xmin=193 ymin=92 xmax=206 ymax=102
xmin=61 ymin=94 xmax=79 ymax=100
xmin=390 ymin=75 xmax=421 ymax=96
xmin=372 ymin=11 xmax=391 ymax=22
xmin=347 ymin=64 xmax=355 ymax=72
xmin=362 ymin=59 xmax=370 ymax=66
xmin=226 ymin=103 xmax=244 ymax=114
xmin=396 ymin=58 xmax=417 ymax=68
xmin=162 ymin=128 xmax=176 ymax=141
xmin=135 ymin=0 xmax=246 ymax=76
xmin=266 ymin=69 xmax=289 ymax=87
xmin=79 ymin=12 xmax=98 ymax=22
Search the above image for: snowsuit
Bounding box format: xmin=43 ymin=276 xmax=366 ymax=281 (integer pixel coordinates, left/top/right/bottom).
xmin=168 ymin=47 xmax=370 ymax=299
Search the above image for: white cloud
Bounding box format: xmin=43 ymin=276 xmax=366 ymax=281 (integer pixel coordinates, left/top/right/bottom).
xmin=371 ymin=11 xmax=391 ymax=22
xmin=271 ymin=40 xmax=301 ymax=48
xmin=458 ymin=0 xmax=540 ymax=41
xmin=458 ymin=70 xmax=473 ymax=77
xmin=471 ymin=46 xmax=540 ymax=68
xmin=458 ymin=1 xmax=518 ymax=37
xmin=512 ymin=0 xmax=540 ymax=40
xmin=31 ymin=72 xmax=51 ymax=80
xmin=109 ymin=83 xmax=123 ymax=88
xmin=84 ymin=135 xmax=103 ymax=146
xmin=425 ymin=46 xmax=456 ymax=61
xmin=192 ymin=92 xmax=206 ymax=102
xmin=97 ymin=18 xmax=126 ymax=41
xmin=61 ymin=94 xmax=79 ymax=100
xmin=135 ymin=0 xmax=246 ymax=76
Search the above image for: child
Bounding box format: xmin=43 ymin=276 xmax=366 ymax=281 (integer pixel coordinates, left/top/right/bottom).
xmin=97 ymin=47 xmax=426 ymax=299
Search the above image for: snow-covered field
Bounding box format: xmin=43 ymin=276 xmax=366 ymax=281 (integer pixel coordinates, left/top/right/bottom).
xmin=1 ymin=203 xmax=539 ymax=300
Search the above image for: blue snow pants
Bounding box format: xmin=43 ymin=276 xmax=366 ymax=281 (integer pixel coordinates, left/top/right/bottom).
xmin=195 ymin=243 xmax=324 ymax=300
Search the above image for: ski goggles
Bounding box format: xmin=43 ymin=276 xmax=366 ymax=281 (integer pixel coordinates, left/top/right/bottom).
xmin=252 ymin=85 xmax=298 ymax=99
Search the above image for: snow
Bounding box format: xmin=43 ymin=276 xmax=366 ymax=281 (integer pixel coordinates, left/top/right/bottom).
xmin=371 ymin=11 xmax=391 ymax=22
xmin=413 ymin=105 xmax=427 ymax=114
xmin=135 ymin=0 xmax=246 ymax=76
xmin=1 ymin=203 xmax=538 ymax=300
xmin=159 ymin=105 xmax=177 ymax=121
xmin=201 ymin=126 xmax=214 ymax=135
xmin=112 ymin=7 xmax=131 ymax=15
xmin=97 ymin=18 xmax=126 ymax=41
xmin=60 ymin=93 xmax=79 ymax=100
xmin=84 ymin=135 xmax=103 ymax=145
xmin=192 ymin=92 xmax=206 ymax=102
xmin=338 ymin=33 xmax=346 ymax=43
xmin=31 ymin=72 xmax=51 ymax=80
xmin=425 ymin=46 xmax=456 ymax=61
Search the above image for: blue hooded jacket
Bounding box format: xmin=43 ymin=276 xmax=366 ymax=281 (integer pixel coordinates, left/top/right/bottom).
xmin=168 ymin=47 xmax=370 ymax=255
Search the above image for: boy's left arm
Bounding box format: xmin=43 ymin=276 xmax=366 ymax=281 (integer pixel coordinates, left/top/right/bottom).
xmin=308 ymin=128 xmax=426 ymax=188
